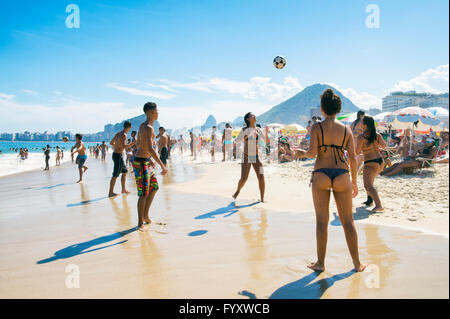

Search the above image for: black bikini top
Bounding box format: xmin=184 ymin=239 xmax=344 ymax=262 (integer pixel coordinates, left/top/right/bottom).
xmin=318 ymin=122 xmax=347 ymax=165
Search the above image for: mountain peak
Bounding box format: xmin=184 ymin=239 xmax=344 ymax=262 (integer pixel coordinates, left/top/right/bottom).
xmin=257 ymin=83 xmax=360 ymax=126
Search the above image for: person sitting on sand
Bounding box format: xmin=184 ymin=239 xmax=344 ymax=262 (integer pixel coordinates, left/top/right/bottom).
xmin=380 ymin=138 xmax=437 ymax=177
xmin=109 ymin=121 xmax=134 ymax=197
xmin=232 ymin=112 xmax=266 ymax=203
xmin=297 ymin=88 xmax=366 ymax=273
xmin=356 ymin=116 xmax=386 ymax=211
xmin=71 ymin=134 xmax=88 ymax=183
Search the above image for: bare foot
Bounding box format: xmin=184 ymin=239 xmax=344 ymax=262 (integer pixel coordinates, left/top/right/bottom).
xmin=122 ymin=189 xmax=130 ymax=194
xmin=138 ymin=224 xmax=147 ymax=232
xmin=354 ymin=263 xmax=367 ymax=272
xmin=371 ymin=206 xmax=384 ymax=212
xmin=77 ymin=180 xmax=83 ymax=184
xmin=108 ymin=192 xmax=118 ymax=197
xmin=143 ymin=218 xmax=151 ymax=225
xmin=232 ymin=191 xmax=239 ymax=200
xmin=260 ymin=198 xmax=266 ymax=203
xmin=307 ymin=261 xmax=325 ymax=272
xmin=83 ymin=167 xmax=88 ymax=173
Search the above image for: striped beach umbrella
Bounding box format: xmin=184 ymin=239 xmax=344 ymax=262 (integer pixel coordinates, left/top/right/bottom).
xmin=385 ymin=106 xmax=441 ymax=131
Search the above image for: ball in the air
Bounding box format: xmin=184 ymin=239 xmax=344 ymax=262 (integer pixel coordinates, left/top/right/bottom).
xmin=273 ymin=56 xmax=286 ymax=69
xmin=63 ymin=136 xmax=69 ymax=142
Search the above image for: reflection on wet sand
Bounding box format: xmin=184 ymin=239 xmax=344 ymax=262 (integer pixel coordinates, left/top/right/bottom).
xmin=239 ymin=208 xmax=268 ymax=281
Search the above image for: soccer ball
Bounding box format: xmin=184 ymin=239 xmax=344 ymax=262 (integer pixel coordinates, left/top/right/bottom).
xmin=273 ymin=56 xmax=286 ymax=69
xmin=62 ymin=136 xmax=69 ymax=142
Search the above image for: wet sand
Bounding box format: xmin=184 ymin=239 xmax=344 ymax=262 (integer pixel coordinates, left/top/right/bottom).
xmin=0 ymin=153 xmax=448 ymax=298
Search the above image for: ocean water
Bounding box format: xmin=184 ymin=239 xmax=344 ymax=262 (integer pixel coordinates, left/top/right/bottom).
xmin=0 ymin=141 xmax=102 ymax=178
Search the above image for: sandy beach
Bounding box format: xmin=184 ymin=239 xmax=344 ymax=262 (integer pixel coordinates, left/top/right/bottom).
xmin=0 ymin=152 xmax=448 ymax=298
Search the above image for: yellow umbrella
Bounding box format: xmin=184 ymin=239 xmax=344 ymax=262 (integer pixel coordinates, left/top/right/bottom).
xmin=232 ymin=129 xmax=241 ymax=138
xmin=282 ymin=123 xmax=306 ymax=135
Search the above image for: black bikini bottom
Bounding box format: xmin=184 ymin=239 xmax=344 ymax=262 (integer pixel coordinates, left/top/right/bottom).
xmin=313 ymin=168 xmax=349 ymax=182
xmin=364 ymin=158 xmax=383 ymax=165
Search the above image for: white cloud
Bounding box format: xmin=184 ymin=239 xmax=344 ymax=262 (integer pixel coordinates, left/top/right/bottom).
xmin=155 ymin=76 xmax=303 ymax=102
xmin=327 ymin=82 xmax=382 ymax=110
xmin=156 ymin=100 xmax=270 ymax=129
xmin=0 ymin=97 xmax=137 ymax=133
xmin=390 ymin=64 xmax=449 ymax=94
xmin=20 ymin=89 xmax=38 ymax=95
xmin=105 ymin=83 xmax=175 ymax=100
xmin=0 ymin=92 xmax=15 ymax=100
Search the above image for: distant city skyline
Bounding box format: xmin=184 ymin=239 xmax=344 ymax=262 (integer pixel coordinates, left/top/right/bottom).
xmin=1 ymin=0 xmax=448 ymax=133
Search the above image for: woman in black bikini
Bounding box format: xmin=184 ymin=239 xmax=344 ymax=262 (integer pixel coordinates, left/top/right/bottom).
xmin=356 ymin=116 xmax=386 ymax=212
xmin=297 ymin=89 xmax=365 ymax=273
xmin=232 ymin=112 xmax=266 ymax=202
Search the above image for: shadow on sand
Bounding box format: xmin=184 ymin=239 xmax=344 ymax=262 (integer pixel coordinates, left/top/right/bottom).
xmin=195 ymin=202 xmax=259 ymax=220
xmin=67 ymin=196 xmax=109 ymax=207
xmin=330 ymin=207 xmax=380 ymax=226
xmin=36 ymin=227 xmax=137 ymax=264
xmin=239 ymin=271 xmax=356 ymax=299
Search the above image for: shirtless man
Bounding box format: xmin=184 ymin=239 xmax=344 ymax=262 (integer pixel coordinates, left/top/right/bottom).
xmin=108 ymin=121 xmax=134 ymax=197
xmin=156 ymin=127 xmax=169 ymax=166
xmin=133 ymin=102 xmax=168 ymax=231
xmin=71 ymin=134 xmax=88 ymax=183
xmin=100 ymin=141 xmax=107 ymax=161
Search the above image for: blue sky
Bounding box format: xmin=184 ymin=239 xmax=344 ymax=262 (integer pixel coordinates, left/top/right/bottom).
xmin=0 ymin=0 xmax=448 ymax=133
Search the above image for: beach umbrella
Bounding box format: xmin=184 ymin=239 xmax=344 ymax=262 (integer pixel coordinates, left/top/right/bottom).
xmin=266 ymin=123 xmax=284 ymax=129
xmin=426 ymin=107 xmax=449 ymax=130
xmin=232 ymin=128 xmax=241 ymax=139
xmin=385 ymin=106 xmax=441 ymax=131
xmin=373 ymin=112 xmax=392 ymax=123
xmin=282 ymin=123 xmax=306 ymax=135
xmin=337 ymin=112 xmax=355 ymax=124
xmin=338 ymin=112 xmax=372 ymax=125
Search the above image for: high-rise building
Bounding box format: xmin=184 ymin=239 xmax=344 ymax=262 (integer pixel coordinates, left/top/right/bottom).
xmin=382 ymin=91 xmax=449 ymax=112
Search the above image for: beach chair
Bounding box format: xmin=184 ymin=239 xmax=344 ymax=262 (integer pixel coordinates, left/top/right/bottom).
xmin=418 ymin=139 xmax=441 ymax=175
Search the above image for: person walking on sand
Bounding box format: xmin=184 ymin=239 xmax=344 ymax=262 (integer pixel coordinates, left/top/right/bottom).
xmin=43 ymin=145 xmax=50 ymax=170
xmin=356 ymin=116 xmax=386 ymax=211
xmin=232 ymin=112 xmax=266 ymax=202
xmin=210 ymin=126 xmax=217 ymax=162
xmin=56 ymin=146 xmax=61 ymax=166
xmin=71 ymin=134 xmax=88 ymax=183
xmin=222 ymin=123 xmax=233 ymax=162
xmin=297 ymin=89 xmax=366 ymax=273
xmin=108 ymin=121 xmax=134 ymax=197
xmin=133 ymin=102 xmax=168 ymax=231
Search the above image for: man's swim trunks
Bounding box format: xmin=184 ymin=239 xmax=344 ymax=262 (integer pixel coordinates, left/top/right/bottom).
xmin=133 ymin=157 xmax=158 ymax=196
xmin=112 ymin=152 xmax=128 ymax=177
xmin=160 ymin=147 xmax=168 ymax=165
xmin=76 ymin=154 xmax=87 ymax=169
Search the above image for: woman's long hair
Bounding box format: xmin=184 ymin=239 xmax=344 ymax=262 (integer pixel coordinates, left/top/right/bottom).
xmin=244 ymin=112 xmax=252 ymax=130
xmin=352 ymin=110 xmax=365 ymax=129
xmin=363 ymin=116 xmax=377 ymax=144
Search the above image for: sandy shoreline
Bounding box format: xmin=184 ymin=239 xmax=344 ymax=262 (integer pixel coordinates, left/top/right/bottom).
xmin=0 ymin=152 xmax=448 ymax=298
xmin=168 ymin=156 xmax=449 ymax=236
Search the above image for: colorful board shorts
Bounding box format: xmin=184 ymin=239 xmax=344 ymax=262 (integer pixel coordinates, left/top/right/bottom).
xmin=133 ymin=157 xmax=158 ymax=196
